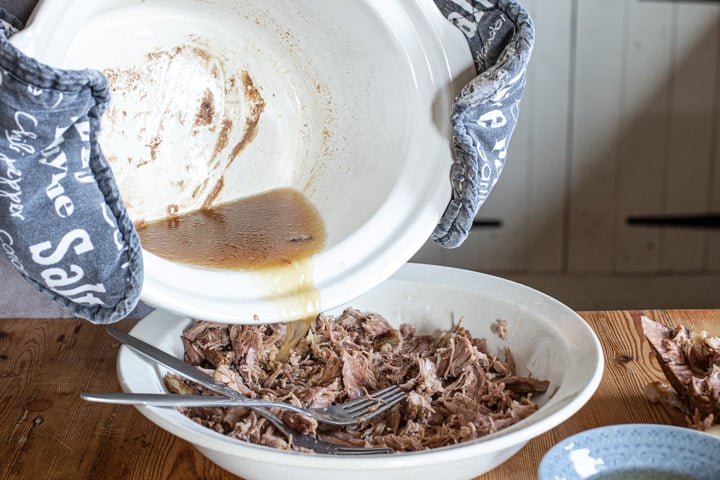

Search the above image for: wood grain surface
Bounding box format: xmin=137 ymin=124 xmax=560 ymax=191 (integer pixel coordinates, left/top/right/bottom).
xmin=1 ymin=309 xmax=718 ymax=479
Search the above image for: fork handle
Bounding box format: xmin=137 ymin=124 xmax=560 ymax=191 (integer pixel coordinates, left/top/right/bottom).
xmin=106 ymin=328 xmax=241 ymax=399
xmin=81 ymin=392 xmax=294 ymax=409
xmin=104 ymin=328 xmax=299 ymax=433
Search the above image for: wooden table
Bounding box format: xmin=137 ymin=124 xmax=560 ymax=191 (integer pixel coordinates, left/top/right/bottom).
xmin=1 ymin=309 xmax=717 ymax=479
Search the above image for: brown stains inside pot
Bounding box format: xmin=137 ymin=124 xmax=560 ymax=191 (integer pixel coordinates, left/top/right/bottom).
xmin=101 ymin=41 xmax=266 ymax=223
xmin=195 ymin=89 xmax=215 ymax=126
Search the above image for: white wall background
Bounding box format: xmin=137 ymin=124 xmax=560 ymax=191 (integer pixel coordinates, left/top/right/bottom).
xmin=413 ymin=0 xmax=720 ymax=310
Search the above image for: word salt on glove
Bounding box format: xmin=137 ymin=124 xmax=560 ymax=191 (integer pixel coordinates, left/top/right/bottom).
xmin=0 ymin=11 xmax=143 ymax=324
xmin=432 ymin=0 xmax=534 ymax=248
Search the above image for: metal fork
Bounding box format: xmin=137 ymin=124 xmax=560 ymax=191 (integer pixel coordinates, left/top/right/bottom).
xmin=81 ymin=385 xmax=406 ymax=426
xmin=104 ymin=328 xmax=396 ymax=455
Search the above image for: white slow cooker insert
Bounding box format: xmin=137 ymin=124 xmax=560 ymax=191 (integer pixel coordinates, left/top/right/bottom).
xmin=12 ymin=0 xmax=475 ymax=323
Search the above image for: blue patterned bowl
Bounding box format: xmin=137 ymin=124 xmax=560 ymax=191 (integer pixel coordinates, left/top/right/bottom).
xmin=538 ymin=424 xmax=720 ymax=480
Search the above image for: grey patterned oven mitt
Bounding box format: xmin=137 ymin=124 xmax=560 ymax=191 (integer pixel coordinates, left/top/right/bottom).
xmin=431 ymin=0 xmax=534 ymax=248
xmin=0 ymin=10 xmax=143 ymax=324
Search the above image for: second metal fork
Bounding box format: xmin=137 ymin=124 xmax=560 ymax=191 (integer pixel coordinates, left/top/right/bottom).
xmin=81 ymin=385 xmax=406 ymax=426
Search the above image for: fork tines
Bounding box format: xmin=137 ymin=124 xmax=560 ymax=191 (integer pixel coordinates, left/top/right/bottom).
xmin=344 ymin=385 xmax=406 ymax=417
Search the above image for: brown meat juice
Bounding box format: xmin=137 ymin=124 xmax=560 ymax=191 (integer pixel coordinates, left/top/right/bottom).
xmin=136 ymin=187 xmax=325 ymax=270
xmin=136 ymin=187 xmax=325 ymax=353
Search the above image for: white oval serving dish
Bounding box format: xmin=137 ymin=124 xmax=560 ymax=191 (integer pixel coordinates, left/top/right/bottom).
xmin=117 ymin=263 xmax=604 ymax=480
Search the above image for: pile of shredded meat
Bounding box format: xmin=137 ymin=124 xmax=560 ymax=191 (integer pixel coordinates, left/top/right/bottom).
xmin=642 ymin=316 xmax=720 ymax=429
xmin=165 ymin=308 xmax=549 ymax=452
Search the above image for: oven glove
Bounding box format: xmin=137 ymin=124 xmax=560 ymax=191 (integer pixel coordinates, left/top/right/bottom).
xmin=0 ymin=11 xmax=143 ymax=324
xmin=431 ymin=0 xmax=534 ymax=248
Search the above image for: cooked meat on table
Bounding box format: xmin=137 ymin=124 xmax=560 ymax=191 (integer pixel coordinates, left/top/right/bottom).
xmin=642 ymin=316 xmax=720 ymax=429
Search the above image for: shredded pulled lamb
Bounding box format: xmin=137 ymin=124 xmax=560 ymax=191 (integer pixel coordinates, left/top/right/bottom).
xmin=642 ymin=316 xmax=720 ymax=429
xmin=165 ymin=308 xmax=549 ymax=452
